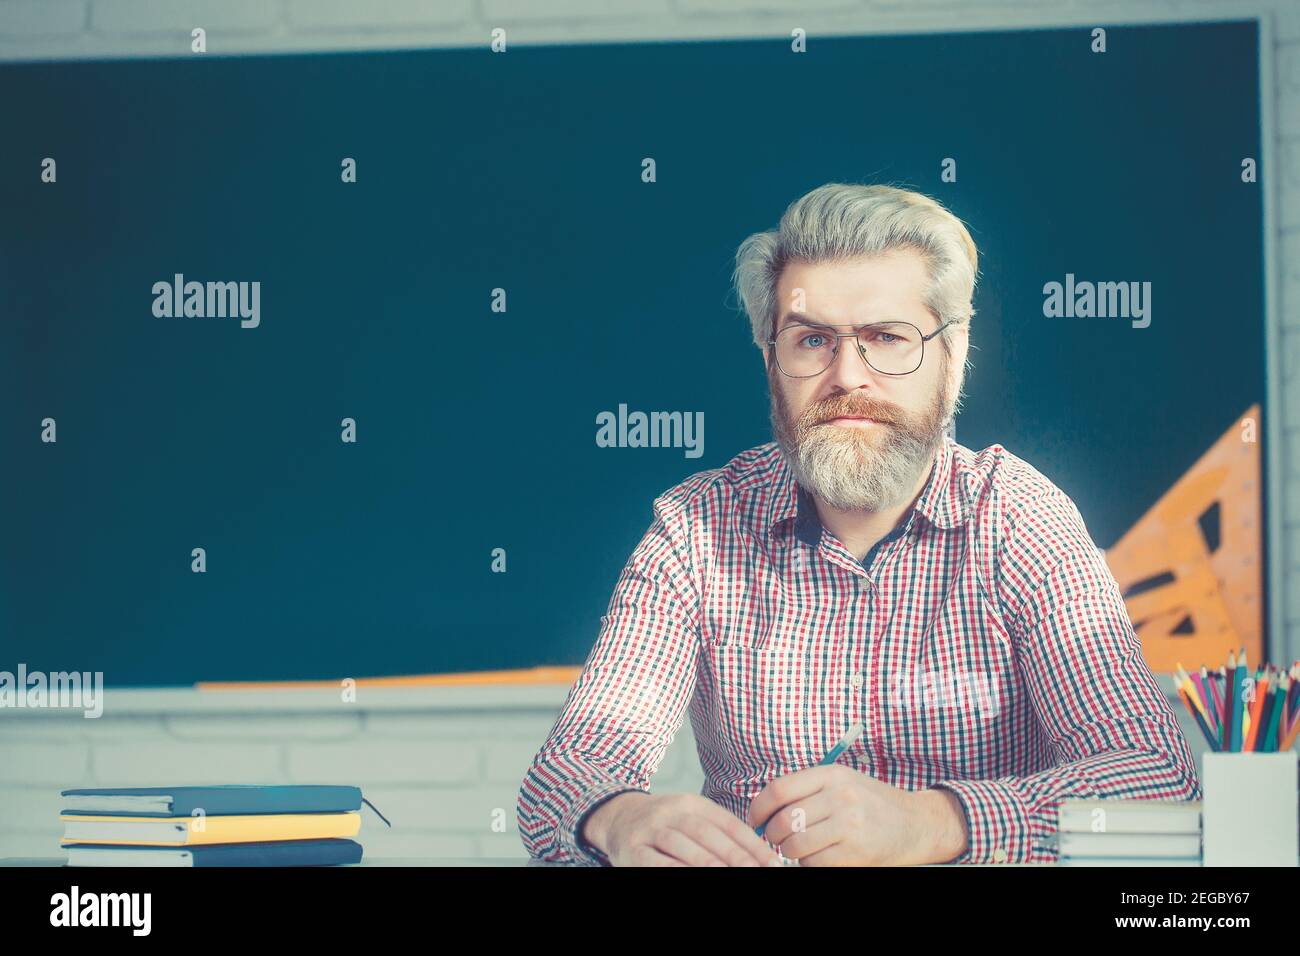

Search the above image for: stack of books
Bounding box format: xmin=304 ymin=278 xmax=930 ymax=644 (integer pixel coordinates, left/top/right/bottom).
xmin=58 ymin=785 xmax=365 ymax=866
xmin=1057 ymin=799 xmax=1202 ymax=866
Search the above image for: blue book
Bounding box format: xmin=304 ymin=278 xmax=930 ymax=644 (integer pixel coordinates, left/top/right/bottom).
xmin=60 ymin=785 xmax=362 ymax=817
xmin=64 ymin=838 xmax=363 ymax=867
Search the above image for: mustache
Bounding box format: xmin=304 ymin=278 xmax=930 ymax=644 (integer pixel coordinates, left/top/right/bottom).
xmin=807 ymin=398 xmax=902 ymax=426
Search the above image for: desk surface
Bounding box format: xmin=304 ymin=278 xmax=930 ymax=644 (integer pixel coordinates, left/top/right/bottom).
xmin=3 ymin=856 xmax=1060 ymax=867
xmin=1 ymin=856 xmax=554 ymax=867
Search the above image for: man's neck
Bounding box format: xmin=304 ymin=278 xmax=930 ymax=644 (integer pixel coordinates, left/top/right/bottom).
xmin=810 ymin=454 xmax=937 ymax=564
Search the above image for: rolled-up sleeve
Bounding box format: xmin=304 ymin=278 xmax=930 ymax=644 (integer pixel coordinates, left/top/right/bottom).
xmin=516 ymin=499 xmax=702 ymax=865
xmin=933 ymin=485 xmax=1202 ymax=864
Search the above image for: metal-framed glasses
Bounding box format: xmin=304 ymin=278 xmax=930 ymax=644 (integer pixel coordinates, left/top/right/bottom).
xmin=767 ymin=319 xmax=954 ymax=378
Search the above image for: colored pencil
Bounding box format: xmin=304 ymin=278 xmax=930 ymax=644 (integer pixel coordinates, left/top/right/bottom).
xmin=1279 ymin=699 xmax=1300 ymax=752
xmin=1286 ymin=664 xmax=1300 ymax=734
xmin=1177 ymin=664 xmax=1214 ymax=729
xmin=1261 ymin=676 xmax=1288 ymax=752
xmin=1185 ymin=653 xmax=1300 ymax=752
xmin=1245 ymin=666 xmax=1271 ymax=752
xmin=1254 ymin=672 xmax=1277 ymax=752
xmin=1201 ymin=666 xmax=1222 ymax=738
xmin=1218 ymin=658 xmax=1232 ymax=751
xmin=1178 ymin=686 xmax=1221 ymax=752
xmin=1230 ymin=649 xmax=1247 ymax=752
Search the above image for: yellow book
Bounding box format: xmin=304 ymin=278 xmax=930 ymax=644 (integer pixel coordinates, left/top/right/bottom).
xmin=60 ymin=811 xmax=360 ymax=846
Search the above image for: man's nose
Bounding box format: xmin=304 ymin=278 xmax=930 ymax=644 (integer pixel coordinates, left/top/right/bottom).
xmin=822 ymin=335 xmax=878 ymax=391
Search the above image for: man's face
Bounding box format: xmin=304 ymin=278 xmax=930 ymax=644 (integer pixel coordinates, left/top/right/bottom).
xmin=765 ymin=249 xmax=958 ymax=512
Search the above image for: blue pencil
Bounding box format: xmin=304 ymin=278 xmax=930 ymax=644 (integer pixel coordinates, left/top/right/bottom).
xmin=754 ymin=721 xmax=865 ymax=837
xmin=1231 ymin=648 xmax=1248 ymax=752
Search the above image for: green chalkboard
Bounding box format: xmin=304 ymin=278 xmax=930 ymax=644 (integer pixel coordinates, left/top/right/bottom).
xmin=0 ymin=21 xmax=1266 ymax=685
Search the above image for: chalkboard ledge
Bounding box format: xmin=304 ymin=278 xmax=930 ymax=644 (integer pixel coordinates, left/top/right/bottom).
xmin=1 ymin=675 xmax=1183 ymax=718
xmin=1 ymin=683 xmax=572 ymax=717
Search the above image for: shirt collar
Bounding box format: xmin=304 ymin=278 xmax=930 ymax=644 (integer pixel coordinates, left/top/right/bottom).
xmin=766 ymin=434 xmax=969 ymax=542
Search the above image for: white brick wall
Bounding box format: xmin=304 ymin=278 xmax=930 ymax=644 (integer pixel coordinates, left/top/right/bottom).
xmin=0 ymin=0 xmax=1296 ymax=859
xmin=0 ymin=689 xmax=708 ymax=860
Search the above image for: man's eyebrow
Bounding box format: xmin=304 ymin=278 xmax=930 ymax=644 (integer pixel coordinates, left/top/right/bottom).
xmin=778 ymin=312 xmax=895 ymax=332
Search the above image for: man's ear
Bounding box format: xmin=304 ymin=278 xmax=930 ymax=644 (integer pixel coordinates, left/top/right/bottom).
xmin=944 ymin=324 xmax=970 ymax=406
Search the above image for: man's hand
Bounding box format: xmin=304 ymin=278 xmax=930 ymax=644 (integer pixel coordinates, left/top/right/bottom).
xmin=583 ymin=791 xmax=785 ymax=867
xmin=746 ymin=765 xmax=970 ymax=865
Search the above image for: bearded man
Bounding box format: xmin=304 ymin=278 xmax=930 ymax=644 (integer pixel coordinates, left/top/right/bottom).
xmin=517 ymin=182 xmax=1201 ymax=867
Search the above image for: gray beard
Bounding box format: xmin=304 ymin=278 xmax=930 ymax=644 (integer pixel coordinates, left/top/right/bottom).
xmin=769 ymin=365 xmax=949 ymax=513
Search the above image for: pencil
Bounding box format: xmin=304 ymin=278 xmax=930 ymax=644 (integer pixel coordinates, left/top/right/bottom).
xmin=1275 ymin=677 xmax=1291 ymax=751
xmin=1261 ymin=676 xmax=1288 ymax=752
xmin=1213 ymin=668 xmax=1228 ymax=736
xmin=1285 ymin=668 xmax=1300 ymax=750
xmin=1177 ymin=664 xmax=1214 ymax=729
xmin=1231 ymin=649 xmax=1248 ymax=752
xmin=1286 ymin=664 xmax=1299 ymax=731
xmin=1255 ymin=673 xmax=1278 ymax=752
xmin=1245 ymin=666 xmax=1271 ymax=752
xmin=1271 ymin=676 xmax=1287 ymax=751
xmin=1200 ymin=666 xmax=1222 ymax=739
xmin=1224 ymin=651 xmax=1238 ymax=752
xmin=1214 ymin=660 xmax=1226 ymax=750
xmin=1279 ymin=700 xmax=1300 ymax=752
xmin=1178 ymin=686 xmax=1221 ymax=752
xmin=754 ymin=720 xmax=865 ymax=837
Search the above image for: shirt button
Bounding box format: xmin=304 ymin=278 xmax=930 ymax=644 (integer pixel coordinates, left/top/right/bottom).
xmin=850 ymin=672 xmax=863 ymax=689
xmin=992 ymin=848 xmax=1008 ymax=863
xmin=856 ymin=576 xmax=871 ymax=593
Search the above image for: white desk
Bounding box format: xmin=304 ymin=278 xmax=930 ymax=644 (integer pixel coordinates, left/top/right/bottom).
xmin=4 ymin=856 xmax=1060 ymax=867
xmin=1 ymin=856 xmax=556 ymax=867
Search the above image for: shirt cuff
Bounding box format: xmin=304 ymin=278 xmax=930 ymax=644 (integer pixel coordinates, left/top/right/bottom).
xmin=930 ymin=779 xmax=1036 ymax=864
xmin=560 ymin=783 xmax=648 ymax=866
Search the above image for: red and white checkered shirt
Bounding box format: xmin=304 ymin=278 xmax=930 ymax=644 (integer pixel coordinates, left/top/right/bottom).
xmin=517 ymin=435 xmax=1202 ymax=865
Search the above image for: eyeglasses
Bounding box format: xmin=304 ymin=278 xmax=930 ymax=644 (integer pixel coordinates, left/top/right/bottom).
xmin=767 ymin=319 xmax=953 ymax=378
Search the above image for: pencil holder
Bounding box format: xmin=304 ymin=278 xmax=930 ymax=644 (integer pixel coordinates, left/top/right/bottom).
xmin=1201 ymin=751 xmax=1298 ymax=866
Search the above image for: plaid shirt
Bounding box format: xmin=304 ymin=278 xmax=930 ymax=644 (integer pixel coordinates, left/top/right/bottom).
xmin=517 ymin=435 xmax=1202 ymax=865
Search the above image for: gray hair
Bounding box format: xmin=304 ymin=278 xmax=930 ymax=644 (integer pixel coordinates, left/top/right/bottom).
xmin=732 ymin=182 xmax=979 ymax=352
